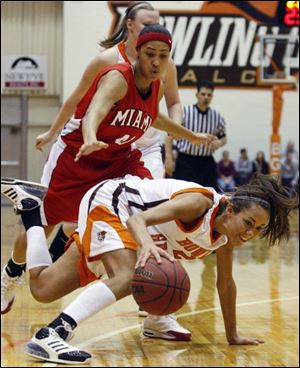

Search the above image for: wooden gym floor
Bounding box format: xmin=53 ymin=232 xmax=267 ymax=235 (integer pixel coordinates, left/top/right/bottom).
xmin=1 ymin=207 xmax=299 ymax=367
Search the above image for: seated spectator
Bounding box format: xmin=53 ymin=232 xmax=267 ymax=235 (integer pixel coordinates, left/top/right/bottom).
xmin=252 ymin=151 xmax=270 ymax=175
xmin=235 ymin=148 xmax=253 ymax=186
xmin=281 ymin=152 xmax=299 ymax=189
xmin=217 ymin=150 xmax=235 ymax=192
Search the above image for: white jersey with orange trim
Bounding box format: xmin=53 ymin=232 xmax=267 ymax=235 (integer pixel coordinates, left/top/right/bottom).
xmin=117 ymin=43 xmax=164 ymax=178
xmin=124 ymin=176 xmax=228 ymax=259
xmin=78 ymin=175 xmax=228 ymax=278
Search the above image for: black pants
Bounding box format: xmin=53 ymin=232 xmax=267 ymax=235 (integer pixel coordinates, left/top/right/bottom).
xmin=173 ymin=153 xmax=219 ymax=191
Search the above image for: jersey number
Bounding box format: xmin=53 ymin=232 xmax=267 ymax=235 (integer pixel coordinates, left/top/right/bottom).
xmin=115 ymin=134 xmax=136 ymax=145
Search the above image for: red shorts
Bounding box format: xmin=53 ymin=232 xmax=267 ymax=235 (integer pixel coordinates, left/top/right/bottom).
xmin=40 ymin=138 xmax=152 ymax=225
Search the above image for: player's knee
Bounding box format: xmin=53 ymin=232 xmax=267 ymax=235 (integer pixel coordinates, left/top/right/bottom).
xmin=113 ymin=271 xmax=133 ymax=299
xmin=30 ymin=283 xmax=56 ymax=303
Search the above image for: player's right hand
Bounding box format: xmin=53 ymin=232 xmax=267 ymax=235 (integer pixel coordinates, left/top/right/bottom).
xmin=74 ymin=141 xmax=109 ymax=162
xmin=135 ymin=243 xmax=174 ymax=269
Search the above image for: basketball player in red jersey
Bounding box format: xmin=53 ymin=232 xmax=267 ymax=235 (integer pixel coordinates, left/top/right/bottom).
xmin=41 ymin=24 xmax=213 ymax=226
xmin=2 ymin=173 xmax=297 ymax=364
xmin=35 ymin=2 xmax=179 ymax=178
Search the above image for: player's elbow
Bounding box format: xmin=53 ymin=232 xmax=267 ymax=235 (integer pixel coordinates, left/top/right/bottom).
xmin=29 ymin=281 xmax=59 ymax=303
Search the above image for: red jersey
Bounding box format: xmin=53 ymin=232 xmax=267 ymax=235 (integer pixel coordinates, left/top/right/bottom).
xmin=60 ymin=63 xmax=161 ymax=162
xmin=41 ymin=63 xmax=158 ymax=225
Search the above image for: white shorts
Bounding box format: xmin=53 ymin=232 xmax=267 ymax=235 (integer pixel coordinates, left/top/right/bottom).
xmin=141 ymin=148 xmax=164 ymax=179
xmin=77 ymin=179 xmax=137 ymax=282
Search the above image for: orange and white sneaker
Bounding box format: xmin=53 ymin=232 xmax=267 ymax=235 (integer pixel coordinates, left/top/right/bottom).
xmin=142 ymin=314 xmax=192 ymax=341
xmin=1 ymin=266 xmax=24 ymax=314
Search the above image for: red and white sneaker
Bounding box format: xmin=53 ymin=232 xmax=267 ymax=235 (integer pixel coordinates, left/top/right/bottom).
xmin=142 ymin=314 xmax=192 ymax=341
xmin=1 ymin=266 xmax=24 ymax=314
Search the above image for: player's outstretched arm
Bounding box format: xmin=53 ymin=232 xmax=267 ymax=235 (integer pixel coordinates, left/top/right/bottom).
xmin=35 ymin=53 xmax=113 ymax=151
xmin=74 ymin=71 xmax=127 ymax=162
xmin=216 ymin=244 xmax=264 ymax=345
xmin=153 ymin=113 xmax=216 ymax=146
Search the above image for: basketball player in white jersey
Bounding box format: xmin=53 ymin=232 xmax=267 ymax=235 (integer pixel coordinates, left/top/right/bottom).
xmin=1 ymin=2 xmax=189 ymax=341
xmin=1 ymin=173 xmax=297 ymax=364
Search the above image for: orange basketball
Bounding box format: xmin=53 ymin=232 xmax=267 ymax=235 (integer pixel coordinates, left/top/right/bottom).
xmin=131 ymin=257 xmax=190 ymax=315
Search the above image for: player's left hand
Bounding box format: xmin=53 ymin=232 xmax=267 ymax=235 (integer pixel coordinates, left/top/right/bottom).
xmin=229 ymin=336 xmax=265 ymax=345
xmin=135 ymin=243 xmax=174 ymax=269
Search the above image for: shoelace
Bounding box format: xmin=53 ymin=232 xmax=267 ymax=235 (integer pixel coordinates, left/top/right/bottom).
xmin=48 ymin=329 xmax=80 ymax=353
xmin=55 ymin=325 xmax=74 ymax=342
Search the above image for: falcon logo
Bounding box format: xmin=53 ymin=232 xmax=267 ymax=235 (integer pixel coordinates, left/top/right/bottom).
xmin=97 ymin=231 xmax=107 ymax=242
xmin=108 ymin=1 xmax=298 ymax=88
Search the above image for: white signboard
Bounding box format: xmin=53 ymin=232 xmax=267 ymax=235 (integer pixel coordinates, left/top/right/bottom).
xmin=1 ymin=54 xmax=47 ymax=90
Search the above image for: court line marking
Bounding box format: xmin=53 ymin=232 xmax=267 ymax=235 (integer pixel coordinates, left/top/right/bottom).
xmin=40 ymin=295 xmax=298 ymax=367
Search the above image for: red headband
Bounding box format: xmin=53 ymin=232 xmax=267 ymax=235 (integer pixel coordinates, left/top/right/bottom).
xmin=136 ymin=32 xmax=172 ymax=50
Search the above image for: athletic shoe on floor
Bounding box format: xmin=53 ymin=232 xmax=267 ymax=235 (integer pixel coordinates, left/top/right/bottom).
xmin=25 ymin=327 xmax=91 ymax=364
xmin=143 ymin=314 xmax=192 ymax=341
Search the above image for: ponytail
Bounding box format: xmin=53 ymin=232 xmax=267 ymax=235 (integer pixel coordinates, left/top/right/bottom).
xmin=100 ymin=2 xmax=155 ymax=49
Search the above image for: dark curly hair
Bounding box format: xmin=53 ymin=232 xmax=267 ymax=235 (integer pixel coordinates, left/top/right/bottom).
xmin=219 ymin=173 xmax=298 ymax=246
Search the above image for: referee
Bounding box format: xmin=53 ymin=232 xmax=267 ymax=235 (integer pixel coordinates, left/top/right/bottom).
xmin=173 ymin=80 xmax=227 ymax=190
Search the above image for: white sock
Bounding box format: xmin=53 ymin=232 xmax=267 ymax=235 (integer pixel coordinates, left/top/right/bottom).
xmin=63 ymin=282 xmax=117 ymax=325
xmin=26 ymin=227 xmax=52 ymax=270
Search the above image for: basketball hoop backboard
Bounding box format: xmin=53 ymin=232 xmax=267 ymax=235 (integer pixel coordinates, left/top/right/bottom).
xmin=258 ymin=34 xmax=299 ymax=86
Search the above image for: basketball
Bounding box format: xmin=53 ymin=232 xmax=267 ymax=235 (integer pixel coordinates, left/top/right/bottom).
xmin=131 ymin=257 xmax=190 ymax=315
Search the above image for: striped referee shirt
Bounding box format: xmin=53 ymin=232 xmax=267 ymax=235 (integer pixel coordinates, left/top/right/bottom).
xmin=176 ymin=104 xmax=226 ymax=156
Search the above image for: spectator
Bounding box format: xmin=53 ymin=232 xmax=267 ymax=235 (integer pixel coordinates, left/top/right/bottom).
xmin=217 ymin=150 xmax=235 ymax=192
xmin=281 ymin=152 xmax=299 ymax=189
xmin=172 ymin=80 xmax=227 ymax=190
xmin=235 ymin=148 xmax=253 ymax=186
xmin=252 ymin=151 xmax=270 ymax=175
xmin=284 ymin=140 xmax=299 ymax=164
